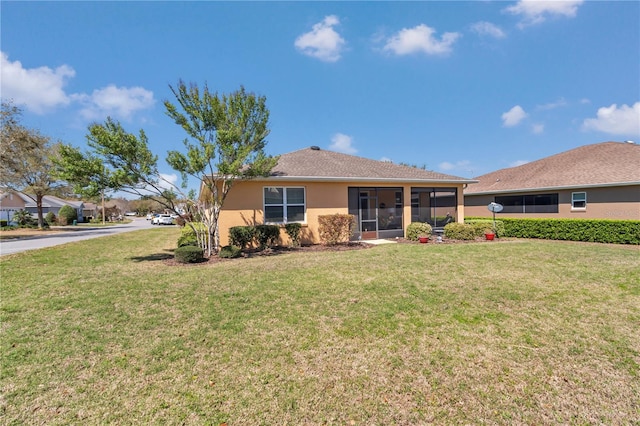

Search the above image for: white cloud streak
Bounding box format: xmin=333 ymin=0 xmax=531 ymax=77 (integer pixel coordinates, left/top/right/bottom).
xmin=505 ymin=0 xmax=584 ymax=27
xmin=502 ymin=105 xmax=528 ymax=127
xmin=72 ymin=85 xmax=155 ymax=121
xmin=582 ymin=102 xmax=640 ymax=136
xmin=470 ymin=21 xmax=506 ymax=39
xmin=329 ymin=133 xmax=357 ymax=154
xmin=383 ymin=24 xmax=460 ymax=56
xmin=294 ymin=15 xmax=345 ymax=62
xmin=0 ymin=51 xmax=75 ymax=114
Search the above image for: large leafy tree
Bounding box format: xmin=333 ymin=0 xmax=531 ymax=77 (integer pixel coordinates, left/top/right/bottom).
xmin=55 ymin=83 xmax=277 ymax=256
xmin=164 ymin=81 xmax=278 ymax=254
xmin=0 ymin=102 xmax=65 ymax=229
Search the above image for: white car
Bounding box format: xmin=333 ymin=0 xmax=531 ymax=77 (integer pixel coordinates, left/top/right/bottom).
xmin=153 ymin=214 xmax=174 ymax=225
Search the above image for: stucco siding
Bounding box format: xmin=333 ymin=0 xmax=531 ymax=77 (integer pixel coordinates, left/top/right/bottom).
xmin=465 ymin=185 xmax=640 ymax=220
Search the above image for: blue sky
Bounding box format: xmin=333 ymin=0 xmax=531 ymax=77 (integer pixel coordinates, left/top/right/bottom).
xmin=2 ymin=1 xmax=639 ymax=193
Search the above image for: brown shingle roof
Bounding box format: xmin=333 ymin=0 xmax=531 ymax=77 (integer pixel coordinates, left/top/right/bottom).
xmin=266 ymin=147 xmax=474 ymax=183
xmin=465 ymin=142 xmax=640 ymax=194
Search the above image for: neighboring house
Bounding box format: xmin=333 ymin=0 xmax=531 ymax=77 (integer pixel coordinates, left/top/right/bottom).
xmin=207 ymin=146 xmax=476 ymax=245
xmin=83 ymin=202 xmax=99 ymax=221
xmin=0 ymin=190 xmax=31 ymax=223
xmin=24 ymin=195 xmax=85 ymax=222
xmin=464 ymin=141 xmax=640 ymax=220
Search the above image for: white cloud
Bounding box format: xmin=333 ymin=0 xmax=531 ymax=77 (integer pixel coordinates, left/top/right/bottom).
xmin=537 ymin=97 xmax=567 ymax=110
xmin=383 ymin=24 xmax=460 ymax=56
xmin=509 ymin=160 xmax=530 ymax=167
xmin=380 ymin=157 xmax=393 ymax=163
xmin=505 ymin=0 xmax=584 ymax=27
xmin=470 ymin=21 xmax=506 ymax=39
xmin=73 ymin=85 xmax=155 ymax=121
xmin=532 ymin=123 xmax=545 ymax=134
xmin=0 ymin=51 xmax=75 ymax=114
xmin=439 ymin=160 xmax=471 ymax=172
xmin=582 ymin=102 xmax=640 ymax=136
xmin=294 ymin=15 xmax=345 ymax=62
xmin=329 ymin=133 xmax=357 ymax=154
xmin=502 ymin=105 xmax=528 ymax=127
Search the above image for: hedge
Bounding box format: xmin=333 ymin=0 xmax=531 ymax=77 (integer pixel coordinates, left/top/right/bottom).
xmin=174 ymin=245 xmax=204 ymax=263
xmin=466 ymin=217 xmax=640 ymax=245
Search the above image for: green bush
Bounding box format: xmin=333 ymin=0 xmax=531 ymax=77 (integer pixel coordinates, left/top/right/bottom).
xmin=229 ymin=226 xmax=256 ymax=249
xmin=178 ymin=222 xmax=207 ymax=248
xmin=406 ymin=222 xmax=433 ymax=241
xmin=12 ymin=209 xmax=34 ymax=227
xmin=465 ymin=219 xmax=504 ymax=237
xmin=254 ymin=224 xmax=280 ymax=250
xmin=444 ymin=222 xmax=476 ymax=240
xmin=318 ymin=214 xmax=355 ymax=245
xmin=174 ymin=245 xmax=204 ymax=263
xmin=219 ymin=245 xmax=242 ymax=259
xmin=465 ymin=217 xmax=640 ymax=244
xmin=284 ymin=223 xmax=302 ymax=247
xmin=45 ymin=211 xmax=57 ymax=226
xmin=58 ymin=205 xmax=77 ymax=225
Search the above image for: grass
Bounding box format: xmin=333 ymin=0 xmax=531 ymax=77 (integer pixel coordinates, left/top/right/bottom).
xmin=1 ymin=228 xmax=639 ymax=425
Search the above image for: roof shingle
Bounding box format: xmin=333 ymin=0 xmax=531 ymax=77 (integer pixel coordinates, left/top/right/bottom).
xmin=267 ymin=147 xmax=473 ymax=183
xmin=465 ymin=142 xmax=640 ymax=194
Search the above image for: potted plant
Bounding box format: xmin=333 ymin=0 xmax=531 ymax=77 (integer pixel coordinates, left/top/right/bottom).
xmin=418 ymin=235 xmax=429 ymax=243
xmin=484 ymin=228 xmax=496 ymax=240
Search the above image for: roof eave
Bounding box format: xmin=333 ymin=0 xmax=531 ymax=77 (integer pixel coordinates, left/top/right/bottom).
xmin=258 ymin=176 xmax=478 ymax=184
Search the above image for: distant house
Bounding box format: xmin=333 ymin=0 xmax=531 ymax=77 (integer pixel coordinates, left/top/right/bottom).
xmin=83 ymin=202 xmax=99 ymax=221
xmin=203 ymin=146 xmax=475 ymax=245
xmin=0 ymin=190 xmax=31 ymax=223
xmin=464 ymin=142 xmax=640 ymax=220
xmin=24 ymin=195 xmax=85 ymax=222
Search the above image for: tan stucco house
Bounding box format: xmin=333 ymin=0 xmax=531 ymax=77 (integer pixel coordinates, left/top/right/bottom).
xmin=0 ymin=190 xmax=30 ymax=223
xmin=211 ymin=146 xmax=476 ymax=245
xmin=464 ymin=141 xmax=640 ymax=220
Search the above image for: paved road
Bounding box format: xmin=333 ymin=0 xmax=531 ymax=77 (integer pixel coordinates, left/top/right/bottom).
xmin=0 ymin=218 xmax=161 ymax=256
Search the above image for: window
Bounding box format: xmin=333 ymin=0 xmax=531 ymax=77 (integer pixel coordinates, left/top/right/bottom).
xmin=495 ymin=193 xmax=559 ymax=213
xmin=572 ymin=192 xmax=586 ymax=210
xmin=264 ymin=187 xmax=305 ymax=223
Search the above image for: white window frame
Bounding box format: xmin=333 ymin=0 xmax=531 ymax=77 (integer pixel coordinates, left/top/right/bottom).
xmin=571 ymin=192 xmax=587 ymax=210
xmin=263 ymin=186 xmax=306 ymax=224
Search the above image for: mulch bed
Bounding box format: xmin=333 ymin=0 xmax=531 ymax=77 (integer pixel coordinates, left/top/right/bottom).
xmin=164 ymin=237 xmax=501 ymax=266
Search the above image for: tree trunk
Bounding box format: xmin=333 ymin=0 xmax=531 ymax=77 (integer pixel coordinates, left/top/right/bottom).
xmin=36 ymin=194 xmax=45 ymax=229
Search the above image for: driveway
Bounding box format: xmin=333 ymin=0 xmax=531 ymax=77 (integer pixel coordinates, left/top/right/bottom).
xmin=0 ymin=218 xmax=158 ymax=256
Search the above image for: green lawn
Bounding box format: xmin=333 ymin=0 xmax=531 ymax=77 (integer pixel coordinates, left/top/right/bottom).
xmin=1 ymin=228 xmax=639 ymax=425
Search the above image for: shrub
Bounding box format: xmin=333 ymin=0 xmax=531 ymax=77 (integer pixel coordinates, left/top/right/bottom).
xmin=284 ymin=223 xmax=302 ymax=247
xmin=254 ymin=224 xmax=280 ymax=250
xmin=406 ymin=222 xmax=433 ymax=241
xmin=58 ymin=205 xmax=77 ymax=225
xmin=219 ymin=245 xmax=242 ymax=259
xmin=444 ymin=222 xmax=476 ymax=240
xmin=0 ymin=220 xmax=7 ymax=227
xmin=229 ymin=226 xmax=256 ymax=249
xmin=465 ymin=219 xmax=504 ymax=237
xmin=12 ymin=209 xmax=34 ymax=227
xmin=318 ymin=214 xmax=355 ymax=245
xmin=45 ymin=211 xmax=57 ymax=226
xmin=178 ymin=222 xmax=208 ymax=248
xmin=174 ymin=245 xmax=204 ymax=263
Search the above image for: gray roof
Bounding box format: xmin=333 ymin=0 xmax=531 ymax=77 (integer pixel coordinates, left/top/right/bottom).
xmin=264 ymin=147 xmax=474 ymax=184
xmin=465 ymin=141 xmax=640 ymax=195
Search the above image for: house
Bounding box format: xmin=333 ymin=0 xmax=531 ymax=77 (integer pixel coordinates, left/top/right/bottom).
xmin=208 ymin=146 xmax=476 ymax=245
xmin=24 ymin=195 xmax=85 ymax=222
xmin=83 ymin=202 xmax=99 ymax=221
xmin=464 ymin=141 xmax=640 ymax=220
xmin=0 ymin=190 xmax=31 ymax=223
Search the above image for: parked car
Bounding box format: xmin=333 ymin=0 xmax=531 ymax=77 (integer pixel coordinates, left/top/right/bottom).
xmin=153 ymin=214 xmax=174 ymax=225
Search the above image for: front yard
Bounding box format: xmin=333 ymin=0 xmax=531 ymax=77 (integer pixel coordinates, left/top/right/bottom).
xmin=1 ymin=227 xmax=638 ymax=424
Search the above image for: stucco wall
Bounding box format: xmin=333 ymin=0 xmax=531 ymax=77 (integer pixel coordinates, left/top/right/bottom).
xmin=465 ymin=185 xmax=640 ymax=220
xmin=217 ymin=180 xmax=466 ymax=245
